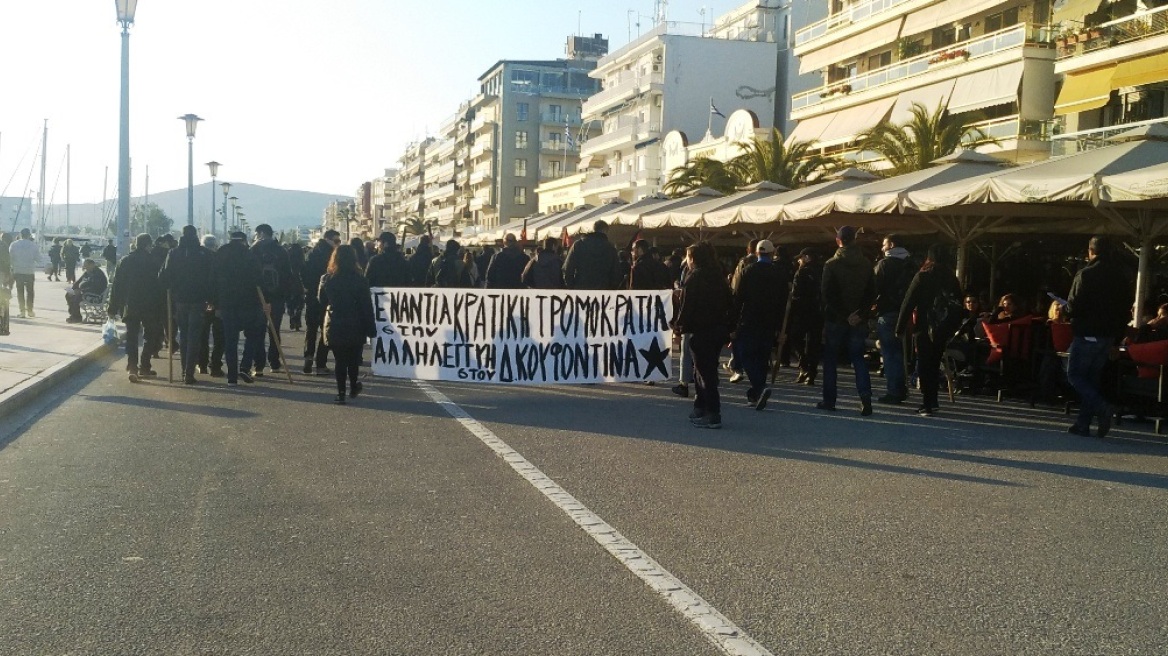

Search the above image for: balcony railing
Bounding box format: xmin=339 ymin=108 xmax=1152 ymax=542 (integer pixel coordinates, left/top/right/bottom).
xmin=581 ymin=170 xmax=636 ymax=193
xmin=468 ymin=169 xmax=493 ymax=186
xmin=582 ymin=72 xmax=665 ymax=116
xmin=541 ymin=140 xmax=577 ymax=153
xmin=796 ymin=0 xmax=919 ymax=47
xmin=1055 ymin=5 xmax=1168 ymax=60
xmin=580 ymin=122 xmax=640 ymax=155
xmin=540 ymin=167 xmax=577 ymax=181
xmin=792 ymin=23 xmax=1040 ymax=112
xmin=1049 ymin=115 xmax=1168 ymax=156
xmin=541 ymin=112 xmax=582 ymax=125
xmin=425 ymin=182 xmax=457 ymax=201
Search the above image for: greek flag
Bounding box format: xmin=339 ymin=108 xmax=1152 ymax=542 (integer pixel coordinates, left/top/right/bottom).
xmin=565 ymin=124 xmax=576 ymax=149
xmin=710 ymin=100 xmax=726 ymax=118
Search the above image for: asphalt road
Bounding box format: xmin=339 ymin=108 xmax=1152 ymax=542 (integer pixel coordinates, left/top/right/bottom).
xmin=2 ymin=334 xmax=1168 ymax=655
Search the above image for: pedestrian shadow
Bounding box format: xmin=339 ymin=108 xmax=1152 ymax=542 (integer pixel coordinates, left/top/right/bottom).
xmin=81 ymin=394 xmax=256 ymax=419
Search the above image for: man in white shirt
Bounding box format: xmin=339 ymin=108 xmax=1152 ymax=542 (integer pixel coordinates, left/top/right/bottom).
xmin=9 ymin=228 xmax=41 ymax=318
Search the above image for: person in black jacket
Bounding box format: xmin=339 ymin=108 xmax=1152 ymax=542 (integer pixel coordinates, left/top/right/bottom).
xmin=674 ymin=242 xmax=732 ymax=429
xmin=1065 ymin=236 xmax=1134 ymax=438
xmin=107 ymin=233 xmax=163 ymax=381
xmin=65 ymin=259 xmax=108 ymax=323
xmin=62 ymin=239 xmax=81 ymax=284
xmin=302 ymin=230 xmax=339 ymax=374
xmin=101 ymin=239 xmax=118 ymax=276
xmin=788 ymin=248 xmax=824 ymax=386
xmin=485 ymin=233 xmax=530 ymax=289
xmin=159 ymin=225 xmax=215 ymax=384
xmin=213 ymin=232 xmax=266 ymax=386
xmin=873 ymin=234 xmax=914 ymax=404
xmin=563 ymin=220 xmax=621 ymax=290
xmin=896 ymin=244 xmax=963 ymax=417
xmin=408 ymin=235 xmax=433 ymax=286
xmin=522 ymin=238 xmax=564 ymax=289
xmin=365 ymin=232 xmax=411 ymax=288
xmin=427 ymin=240 xmax=468 ymax=288
xmin=250 ymin=224 xmax=294 ymax=376
xmin=318 ymin=245 xmax=376 ymax=404
xmin=733 ymin=239 xmax=790 ymax=411
xmin=819 ymin=226 xmax=876 ymax=416
xmin=286 ymin=243 xmax=306 ymax=331
xmin=197 ymin=235 xmax=225 ymax=377
xmin=628 ymin=239 xmax=672 ymax=291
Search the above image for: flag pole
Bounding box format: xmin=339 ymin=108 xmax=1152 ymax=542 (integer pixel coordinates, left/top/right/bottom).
xmin=562 ymin=119 xmax=570 ymax=174
xmin=707 ymin=97 xmax=714 ymax=138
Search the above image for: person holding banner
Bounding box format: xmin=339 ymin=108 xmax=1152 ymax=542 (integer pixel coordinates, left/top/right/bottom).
xmin=675 ymin=242 xmax=733 ymax=430
xmin=318 ymin=245 xmax=376 ymax=405
xmin=365 ymin=232 xmax=411 ymax=288
xmin=485 ymin=233 xmax=529 ymax=289
xmin=563 ymin=220 xmax=621 ymax=290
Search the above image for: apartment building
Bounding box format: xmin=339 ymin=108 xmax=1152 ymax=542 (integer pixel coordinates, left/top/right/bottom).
xmin=369 ymin=168 xmax=401 ymax=235
xmin=789 ymin=0 xmax=1057 ymax=165
xmin=567 ymin=0 xmax=804 ymax=206
xmin=1049 ymin=0 xmax=1168 ymax=154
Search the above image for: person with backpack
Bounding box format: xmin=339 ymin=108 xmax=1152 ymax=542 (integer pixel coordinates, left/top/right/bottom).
xmin=896 ymin=244 xmax=964 ymax=417
xmin=485 ymin=233 xmax=529 ymax=289
xmin=250 ymin=224 xmax=294 ymax=376
xmin=873 ymin=234 xmax=914 ymax=405
xmin=522 ymin=238 xmax=564 ymax=289
xmin=428 ymin=239 xmax=467 ymax=288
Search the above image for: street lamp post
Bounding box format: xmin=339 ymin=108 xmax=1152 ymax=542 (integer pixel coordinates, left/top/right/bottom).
xmin=115 ymin=0 xmax=139 ymax=260
xmin=228 ymin=196 xmax=238 ymax=231
xmin=220 ymin=181 xmax=231 ymax=239
xmin=179 ymin=113 xmax=202 ymax=226
xmin=206 ymin=161 xmax=220 ymax=238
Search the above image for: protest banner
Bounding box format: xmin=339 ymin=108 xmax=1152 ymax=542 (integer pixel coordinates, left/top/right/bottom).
xmin=371 ymin=288 xmax=673 ymax=384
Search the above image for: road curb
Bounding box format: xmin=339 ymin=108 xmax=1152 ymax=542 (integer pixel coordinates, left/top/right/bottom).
xmin=0 ymin=339 xmax=114 ymax=420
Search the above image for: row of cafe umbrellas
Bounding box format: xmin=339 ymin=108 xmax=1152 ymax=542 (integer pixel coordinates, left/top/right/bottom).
xmin=454 ymin=124 xmax=1167 ymax=321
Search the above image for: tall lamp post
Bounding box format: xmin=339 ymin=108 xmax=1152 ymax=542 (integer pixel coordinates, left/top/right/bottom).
xmin=179 ymin=113 xmax=202 ymax=226
xmin=115 ymin=0 xmax=138 ymax=260
xmin=220 ymin=181 xmax=231 ymax=239
xmin=228 ymin=196 xmax=238 ymax=231
xmin=206 ymin=161 xmax=220 ymax=238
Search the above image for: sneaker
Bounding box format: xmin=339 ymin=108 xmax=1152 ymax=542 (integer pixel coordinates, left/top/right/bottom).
xmin=239 ymin=371 xmax=254 ymax=384
xmin=916 ymin=406 xmax=935 ymax=417
xmin=692 ymin=414 xmax=722 ymax=429
xmin=816 ymin=401 xmax=836 ymax=411
xmin=861 ymin=396 xmax=873 ymax=417
xmin=303 ymin=360 xmax=313 ymax=374
xmin=253 ymin=369 xmax=265 ymax=378
xmin=755 ymin=387 xmax=772 ymax=411
xmin=27 ymin=310 xmax=35 ymax=318
xmin=671 ymin=383 xmax=689 ymax=398
xmin=794 ymin=372 xmax=807 ymax=384
xmin=227 ymin=381 xmax=239 ymax=387
xmin=198 ymin=365 xmax=209 ymax=375
xmin=210 ymin=368 xmax=225 ymax=378
xmin=1097 ymin=406 xmax=1113 ymax=439
xmin=138 ymin=368 xmax=158 ymax=378
xmin=334 ymin=394 xmax=347 ymax=405
xmin=1068 ymin=424 xmax=1091 ymax=437
xmin=729 ymin=372 xmax=744 ymax=383
xmin=183 ymin=375 xmax=197 ymax=385
xmin=877 ymin=394 xmax=906 ymax=405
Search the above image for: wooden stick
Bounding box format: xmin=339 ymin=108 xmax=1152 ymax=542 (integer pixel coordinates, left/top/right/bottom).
xmin=770 ymin=281 xmax=796 ymax=385
xmin=166 ymin=291 xmax=174 ymax=384
xmin=257 ymin=287 xmax=295 ymax=384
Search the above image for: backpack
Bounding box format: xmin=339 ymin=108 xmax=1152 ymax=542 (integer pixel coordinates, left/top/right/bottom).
xmin=258 ymin=245 xmax=281 ymax=293
xmin=433 ymin=256 xmax=461 ymax=288
xmin=930 ymin=277 xmax=965 ymax=344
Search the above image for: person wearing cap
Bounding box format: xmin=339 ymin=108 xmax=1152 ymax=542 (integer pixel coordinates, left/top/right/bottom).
xmin=365 ymin=232 xmax=411 ymax=288
xmin=213 ymin=231 xmax=266 ymax=386
xmin=427 ymin=239 xmax=468 ymax=288
xmin=563 ymin=220 xmax=622 ymax=290
xmin=873 ymin=234 xmax=914 ymax=404
xmin=107 ymin=233 xmax=164 ymax=381
xmin=819 ymin=226 xmax=876 ymax=416
xmin=485 ymin=233 xmax=529 ymax=289
xmin=628 ymin=239 xmax=672 ymax=290
xmin=732 ymin=239 xmax=789 ymax=411
xmin=159 ymin=225 xmax=215 ymax=384
xmin=788 ymin=248 xmax=824 ymax=386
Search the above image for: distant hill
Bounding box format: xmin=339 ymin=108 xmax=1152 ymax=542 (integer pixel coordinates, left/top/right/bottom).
xmin=38 ymin=183 xmax=348 ymax=233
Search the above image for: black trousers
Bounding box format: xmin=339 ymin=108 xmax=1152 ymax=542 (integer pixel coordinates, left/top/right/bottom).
xmin=332 ymin=341 xmax=363 ymax=394
xmin=916 ymin=331 xmax=944 ymax=410
xmin=198 ymin=310 xmax=224 ymax=371
xmin=789 ymin=321 xmax=823 ymax=379
xmin=303 ymin=298 xmax=330 ymax=367
xmin=690 ymin=332 xmax=724 ymax=417
xmin=124 ymin=312 xmax=160 ymax=373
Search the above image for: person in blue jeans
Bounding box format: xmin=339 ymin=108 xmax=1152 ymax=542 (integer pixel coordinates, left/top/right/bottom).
xmin=873 ymin=234 xmax=913 ymax=404
xmin=818 ymin=226 xmax=875 ymax=416
xmin=1065 ymin=236 xmax=1133 ymax=438
xmin=213 ymin=231 xmax=266 ymax=386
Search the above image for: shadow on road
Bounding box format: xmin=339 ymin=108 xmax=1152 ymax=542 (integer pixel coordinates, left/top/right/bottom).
xmin=81 ymin=394 xmax=258 ymax=419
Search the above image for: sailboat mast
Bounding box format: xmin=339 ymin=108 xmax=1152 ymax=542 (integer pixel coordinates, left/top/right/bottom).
xmin=39 ymin=119 xmax=47 ymax=235
xmin=66 ymin=144 xmax=70 ymax=229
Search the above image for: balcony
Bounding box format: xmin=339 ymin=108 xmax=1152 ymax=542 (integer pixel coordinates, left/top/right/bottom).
xmin=579 ymin=117 xmax=642 ymax=157
xmin=581 ymin=170 xmax=636 ymax=193
xmin=796 ymin=0 xmax=919 ymax=47
xmin=582 ymin=72 xmax=665 ymax=117
xmin=471 ymin=114 xmax=495 ymax=133
xmin=541 ymin=112 xmax=583 ymax=126
xmin=540 ymin=167 xmax=577 ymax=181
xmin=425 ymin=182 xmax=457 ymax=202
xmin=1049 ymin=115 xmax=1168 ymax=156
xmin=1055 ymin=5 xmax=1168 ymax=60
xmin=792 ymin=23 xmax=1041 ymax=113
xmin=468 ymin=169 xmax=493 ymax=186
xmin=469 ymin=135 xmax=495 ymax=160
xmin=541 ymin=140 xmax=577 ymax=154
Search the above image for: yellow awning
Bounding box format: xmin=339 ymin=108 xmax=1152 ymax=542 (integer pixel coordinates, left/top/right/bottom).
xmin=1112 ymin=52 xmax=1168 ymax=89
xmin=1053 ymin=0 xmax=1105 ymax=24
xmin=1055 ymin=65 xmax=1115 ymax=116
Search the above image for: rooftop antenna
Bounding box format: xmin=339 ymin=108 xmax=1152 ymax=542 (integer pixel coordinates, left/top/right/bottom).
xmin=655 ymin=0 xmax=669 ymax=25
xmin=699 ymin=6 xmax=707 ymax=34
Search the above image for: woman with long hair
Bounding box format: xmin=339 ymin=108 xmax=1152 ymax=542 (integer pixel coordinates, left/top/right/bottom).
xmin=896 ymin=244 xmax=964 ymax=416
xmin=674 ymin=242 xmax=732 ymax=429
xmin=318 ymin=245 xmax=376 ymax=404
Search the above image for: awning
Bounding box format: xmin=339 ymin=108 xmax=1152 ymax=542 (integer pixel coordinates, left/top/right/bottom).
xmin=890 ymin=79 xmax=956 ymax=124
xmin=814 ymin=96 xmax=897 ymax=146
xmin=948 ymin=62 xmax=1024 ymax=114
xmin=1053 ymin=0 xmax=1105 ymax=24
xmin=787 ymin=112 xmax=837 ymax=144
xmin=1055 ymin=65 xmax=1115 ymax=115
xmin=1112 ymin=52 xmax=1168 ymax=89
xmin=902 ymin=0 xmax=1015 ymax=36
xmin=798 ymin=18 xmax=904 ymax=75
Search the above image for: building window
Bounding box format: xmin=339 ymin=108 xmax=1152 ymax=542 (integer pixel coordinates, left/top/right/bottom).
xmin=984 ymin=7 xmax=1019 ymax=33
xmin=548 ymin=104 xmax=562 ymax=121
xmin=549 ymin=132 xmax=562 ymax=146
xmin=514 ymin=187 xmax=527 ymax=205
xmin=516 ymin=131 xmax=528 ymax=148
xmin=517 ymin=103 xmax=529 ymax=121
xmin=515 ymin=158 xmax=527 ymax=176
xmin=511 ymin=69 xmax=537 ymax=86
xmin=867 ymin=51 xmax=892 ymax=71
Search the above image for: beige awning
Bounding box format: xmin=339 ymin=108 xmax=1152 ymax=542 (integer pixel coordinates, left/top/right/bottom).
xmin=1112 ymin=52 xmax=1168 ymax=89
xmin=1054 ymin=65 xmax=1115 ymax=115
xmin=948 ymin=62 xmax=1024 ymax=114
xmin=787 ymin=112 xmax=837 ymax=144
xmin=902 ymin=0 xmax=1013 ymax=37
xmin=1053 ymin=0 xmax=1105 ymax=24
xmin=890 ymin=79 xmax=956 ymax=124
xmin=797 ymin=18 xmax=904 ymax=75
xmin=815 ymin=96 xmax=897 ymax=147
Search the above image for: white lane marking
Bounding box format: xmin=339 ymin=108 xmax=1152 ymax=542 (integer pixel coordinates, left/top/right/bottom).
xmin=414 ymin=380 xmax=774 ymax=656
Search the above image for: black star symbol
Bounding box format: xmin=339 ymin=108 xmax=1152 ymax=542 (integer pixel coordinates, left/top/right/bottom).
xmin=638 ymin=337 xmax=670 ymax=380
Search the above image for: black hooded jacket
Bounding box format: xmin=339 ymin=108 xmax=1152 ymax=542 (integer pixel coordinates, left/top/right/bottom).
xmin=212 ymin=240 xmax=263 ymax=310
xmin=365 ymin=250 xmax=411 ymax=287
xmin=108 ymin=249 xmax=162 ymax=318
xmin=302 ymin=241 xmax=334 ymax=304
xmin=159 ymin=236 xmax=214 ymax=304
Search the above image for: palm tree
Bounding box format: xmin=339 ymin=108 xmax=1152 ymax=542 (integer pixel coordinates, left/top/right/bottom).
xmin=858 ymin=102 xmax=993 ymax=176
xmin=728 ymin=128 xmax=836 ymax=188
xmin=662 ymin=156 xmax=739 ymax=196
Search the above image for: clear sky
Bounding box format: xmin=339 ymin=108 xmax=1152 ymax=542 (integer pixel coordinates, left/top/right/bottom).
xmin=2 ymin=0 xmax=731 ymax=214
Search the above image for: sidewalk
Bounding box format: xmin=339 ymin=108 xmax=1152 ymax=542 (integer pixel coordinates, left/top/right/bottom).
xmin=0 ymin=274 xmax=112 ymax=418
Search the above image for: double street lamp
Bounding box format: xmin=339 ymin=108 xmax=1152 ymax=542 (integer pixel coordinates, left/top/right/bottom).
xmin=206 ymin=160 xmax=220 ymax=238
xmin=179 ymin=113 xmax=202 ymax=226
xmin=115 ymin=0 xmax=138 ymax=259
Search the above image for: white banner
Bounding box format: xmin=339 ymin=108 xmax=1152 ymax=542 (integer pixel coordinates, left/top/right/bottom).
xmin=371 ymin=288 xmax=674 ymax=384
